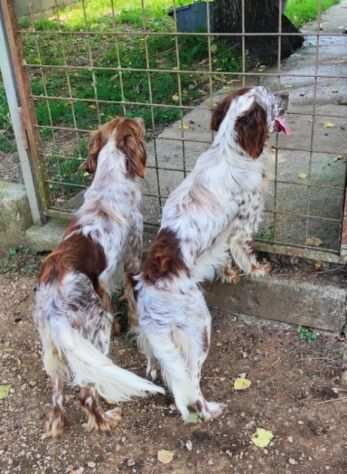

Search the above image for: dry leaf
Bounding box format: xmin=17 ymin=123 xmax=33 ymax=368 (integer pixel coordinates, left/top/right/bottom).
xmin=251 ymin=428 xmax=273 ymax=448
xmin=298 ymin=173 xmax=307 ymax=180
xmin=305 ymin=237 xmax=322 ymax=247
xmin=0 ymin=384 xmax=11 ymax=400
xmin=158 ymin=450 xmax=174 ymax=464
xmin=234 ymin=377 xmax=251 ymax=391
xmin=323 ymin=121 xmax=335 ymax=128
xmin=184 ymin=412 xmax=200 ymax=424
xmin=178 ymin=122 xmax=190 ymax=130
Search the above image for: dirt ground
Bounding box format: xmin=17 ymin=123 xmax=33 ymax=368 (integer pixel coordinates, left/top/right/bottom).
xmin=1 ymin=253 xmax=347 ymax=474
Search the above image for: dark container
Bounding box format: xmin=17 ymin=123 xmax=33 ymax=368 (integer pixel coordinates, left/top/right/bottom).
xmin=168 ymin=2 xmax=214 ymax=33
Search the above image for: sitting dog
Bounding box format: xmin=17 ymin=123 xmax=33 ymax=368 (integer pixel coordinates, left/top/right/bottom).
xmin=33 ymin=117 xmax=164 ymax=438
xmin=135 ymin=87 xmax=289 ymax=421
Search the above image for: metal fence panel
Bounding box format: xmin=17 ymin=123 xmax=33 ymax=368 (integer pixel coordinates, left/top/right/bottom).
xmin=2 ymin=0 xmax=346 ymax=262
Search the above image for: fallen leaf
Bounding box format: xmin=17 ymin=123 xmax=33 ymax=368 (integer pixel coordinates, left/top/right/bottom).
xmin=323 ymin=121 xmax=335 ymax=128
xmin=298 ymin=173 xmax=307 ymax=180
xmin=251 ymin=428 xmax=273 ymax=448
xmin=184 ymin=412 xmax=200 ymax=424
xmin=0 ymin=384 xmax=11 ymax=400
xmin=305 ymin=237 xmax=322 ymax=247
xmin=234 ymin=377 xmax=251 ymax=391
xmin=178 ymin=122 xmax=190 ymax=130
xmin=158 ymin=450 xmax=174 ymax=464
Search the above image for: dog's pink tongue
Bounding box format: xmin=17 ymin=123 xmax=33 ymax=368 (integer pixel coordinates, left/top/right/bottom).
xmin=276 ymin=116 xmax=292 ymax=135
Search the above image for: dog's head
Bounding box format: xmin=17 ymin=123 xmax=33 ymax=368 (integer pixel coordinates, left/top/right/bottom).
xmin=85 ymin=116 xmax=147 ymax=178
xmin=211 ymin=86 xmax=290 ymax=159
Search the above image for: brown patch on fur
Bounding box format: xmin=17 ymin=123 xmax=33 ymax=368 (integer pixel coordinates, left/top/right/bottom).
xmin=210 ymin=88 xmax=250 ymax=131
xmin=79 ymin=388 xmax=121 ymax=432
xmin=235 ymin=103 xmax=268 ymax=159
xmin=116 ymin=118 xmax=147 ymax=178
xmin=39 ymin=232 xmax=107 ymax=291
xmin=202 ymin=327 xmax=209 ymax=353
xmin=84 ymin=117 xmax=146 ymax=178
xmin=143 ymin=228 xmax=188 ymax=283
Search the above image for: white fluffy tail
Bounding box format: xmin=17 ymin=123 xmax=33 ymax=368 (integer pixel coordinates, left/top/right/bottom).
xmin=50 ymin=318 xmax=164 ymax=402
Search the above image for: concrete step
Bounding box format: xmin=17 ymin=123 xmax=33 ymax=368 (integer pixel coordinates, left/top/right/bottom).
xmin=25 ymin=218 xmax=65 ymax=252
xmin=206 ymin=274 xmax=347 ymax=334
xmin=0 ymin=180 xmax=32 ymax=248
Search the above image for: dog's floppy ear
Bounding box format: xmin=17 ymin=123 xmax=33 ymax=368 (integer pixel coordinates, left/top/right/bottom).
xmin=85 ymin=130 xmax=103 ymax=174
xmin=211 ymin=88 xmax=251 ymax=132
xmin=210 ymin=96 xmax=232 ymax=132
xmin=235 ymin=103 xmax=268 ymax=159
xmin=117 ymin=119 xmax=147 ymax=179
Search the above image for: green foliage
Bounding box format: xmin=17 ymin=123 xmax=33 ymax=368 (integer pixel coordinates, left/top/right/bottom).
xmin=286 ymin=0 xmax=339 ymax=27
xmin=0 ymin=81 xmax=16 ymax=154
xmin=298 ymin=326 xmax=320 ymax=343
xmin=21 ymin=1 xmax=240 ymax=136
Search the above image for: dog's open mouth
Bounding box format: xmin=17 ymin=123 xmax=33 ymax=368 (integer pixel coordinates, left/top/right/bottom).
xmin=274 ymin=116 xmax=291 ymax=135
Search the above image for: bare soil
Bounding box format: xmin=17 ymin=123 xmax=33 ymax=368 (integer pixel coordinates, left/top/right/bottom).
xmin=1 ymin=256 xmax=347 ymax=474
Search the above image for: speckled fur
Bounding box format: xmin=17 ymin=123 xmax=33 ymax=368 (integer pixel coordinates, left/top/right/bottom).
xmin=33 ymin=118 xmax=164 ymax=438
xmin=136 ymin=87 xmax=289 ymax=422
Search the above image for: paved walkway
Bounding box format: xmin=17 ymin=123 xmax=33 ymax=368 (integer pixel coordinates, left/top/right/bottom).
xmin=145 ymin=1 xmax=347 ymax=254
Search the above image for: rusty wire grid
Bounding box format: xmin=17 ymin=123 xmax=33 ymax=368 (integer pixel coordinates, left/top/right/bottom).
xmin=5 ymin=0 xmax=347 ymax=262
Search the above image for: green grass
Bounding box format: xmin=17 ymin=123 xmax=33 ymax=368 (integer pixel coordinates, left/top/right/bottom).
xmin=286 ymin=0 xmax=340 ymax=27
xmin=20 ymin=0 xmax=240 ymax=200
xmin=0 ymin=80 xmax=16 ymax=154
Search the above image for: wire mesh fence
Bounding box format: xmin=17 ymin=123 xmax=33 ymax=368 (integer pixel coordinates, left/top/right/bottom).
xmin=4 ymin=0 xmax=347 ymax=261
xmin=0 ymin=71 xmax=22 ymax=182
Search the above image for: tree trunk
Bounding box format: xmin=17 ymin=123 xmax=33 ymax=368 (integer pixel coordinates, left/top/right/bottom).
xmin=212 ymin=0 xmax=303 ymax=66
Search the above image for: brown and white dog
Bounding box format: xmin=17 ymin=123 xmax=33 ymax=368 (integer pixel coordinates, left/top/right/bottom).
xmin=33 ymin=117 xmax=164 ymax=438
xmin=135 ymin=87 xmax=289 ymax=422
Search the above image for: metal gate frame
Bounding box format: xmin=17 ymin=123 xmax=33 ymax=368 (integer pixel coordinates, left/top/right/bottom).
xmin=1 ymin=0 xmax=347 ymax=263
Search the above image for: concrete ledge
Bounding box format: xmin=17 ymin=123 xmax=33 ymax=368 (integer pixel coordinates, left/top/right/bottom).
xmin=206 ymin=274 xmax=347 ymax=333
xmin=26 ymin=219 xmax=65 ymax=252
xmin=0 ymin=181 xmax=32 ymax=248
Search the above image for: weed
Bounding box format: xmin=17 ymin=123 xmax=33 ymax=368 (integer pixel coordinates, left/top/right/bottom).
xmin=0 ymin=81 xmax=16 ymax=154
xmin=298 ymin=325 xmax=320 ymax=343
xmin=0 ymin=245 xmax=41 ymax=276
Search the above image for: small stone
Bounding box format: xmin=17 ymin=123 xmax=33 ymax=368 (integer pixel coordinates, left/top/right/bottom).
xmin=288 ymin=458 xmax=298 ymax=465
xmin=186 ymin=440 xmax=193 ymax=451
xmin=127 ymin=459 xmax=135 ymax=467
xmin=287 ymin=436 xmax=293 ymax=443
xmin=87 ymin=462 xmax=96 ymax=468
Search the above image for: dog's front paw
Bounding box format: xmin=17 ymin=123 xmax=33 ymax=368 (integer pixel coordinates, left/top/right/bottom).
xmin=250 ymin=260 xmax=272 ymax=278
xmin=220 ymin=263 xmax=241 ymax=285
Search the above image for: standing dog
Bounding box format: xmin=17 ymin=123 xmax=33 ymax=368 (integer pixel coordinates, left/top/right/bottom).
xmin=33 ymin=117 xmax=164 ymax=438
xmin=136 ymin=87 xmax=289 ymax=421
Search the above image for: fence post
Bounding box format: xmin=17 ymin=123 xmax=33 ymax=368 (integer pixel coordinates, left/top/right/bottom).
xmin=0 ymin=0 xmax=48 ymax=224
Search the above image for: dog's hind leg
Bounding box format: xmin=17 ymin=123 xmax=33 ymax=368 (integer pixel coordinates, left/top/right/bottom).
xmin=183 ymin=298 xmax=225 ymax=421
xmin=42 ymin=376 xmax=67 ymax=439
xmin=144 ymin=330 xmax=200 ymax=421
xmin=79 ymin=387 xmax=121 ymax=432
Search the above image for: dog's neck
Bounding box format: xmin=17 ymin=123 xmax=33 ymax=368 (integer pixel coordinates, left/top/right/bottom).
xmin=74 ymin=143 xmax=141 ymax=236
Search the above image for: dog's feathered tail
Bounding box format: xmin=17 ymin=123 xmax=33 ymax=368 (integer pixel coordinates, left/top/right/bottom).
xmin=48 ymin=317 xmax=164 ymax=402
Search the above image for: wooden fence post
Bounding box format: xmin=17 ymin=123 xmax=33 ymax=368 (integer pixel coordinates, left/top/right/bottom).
xmin=0 ymin=0 xmax=49 ymax=222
